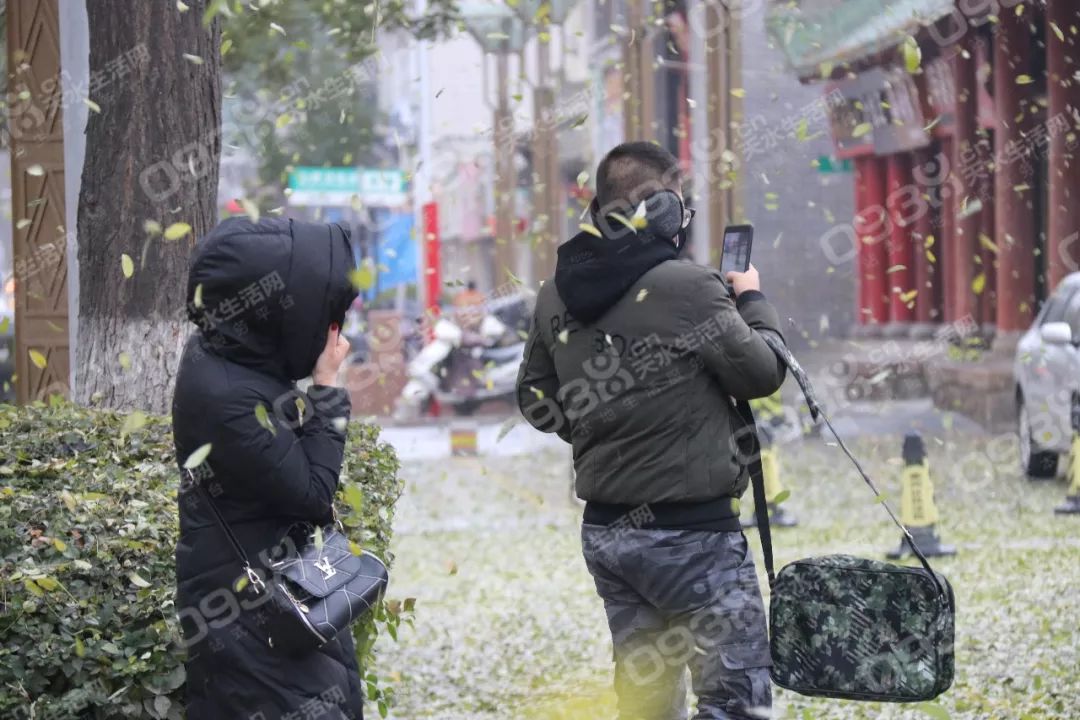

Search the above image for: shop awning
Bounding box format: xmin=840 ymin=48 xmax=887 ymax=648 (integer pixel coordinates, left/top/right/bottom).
xmin=766 ymin=0 xmax=955 ymax=80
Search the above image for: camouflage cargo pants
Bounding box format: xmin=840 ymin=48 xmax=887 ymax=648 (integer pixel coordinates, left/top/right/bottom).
xmin=581 ymin=525 xmax=772 ymax=720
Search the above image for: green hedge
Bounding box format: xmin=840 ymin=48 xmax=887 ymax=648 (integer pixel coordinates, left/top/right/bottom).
xmin=0 ymin=399 xmax=404 ymax=720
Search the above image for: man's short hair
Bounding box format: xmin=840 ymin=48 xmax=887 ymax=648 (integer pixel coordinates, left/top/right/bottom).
xmin=595 ymin=141 xmax=681 ymax=210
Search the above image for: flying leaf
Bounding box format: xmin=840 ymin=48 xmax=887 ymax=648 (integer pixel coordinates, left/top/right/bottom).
xmin=254 ymin=403 xmax=276 ymax=435
xmin=164 ymin=222 xmax=192 ymax=240
xmin=349 ymin=265 xmax=375 ymax=291
xmin=183 ymin=443 xmax=212 ymax=469
xmin=313 ymin=525 xmax=324 ymax=551
xmin=903 ymin=37 xmax=922 ymax=74
xmin=121 ymin=253 xmax=134 ymax=278
xmin=557 ymin=329 xmax=569 ymax=344
xmin=607 ymin=211 xmax=637 ymax=233
xmin=144 ymin=219 xmax=162 ymax=235
xmin=27 ymin=164 xmax=44 ymax=177
xmin=1050 ymin=21 xmax=1065 ymax=42
xmin=128 ymin=571 xmax=151 ymax=588
xmin=29 ymin=349 xmax=47 ymax=369
xmin=730 ymin=88 xmax=746 ymax=98
xmin=495 ymin=416 xmax=520 ymax=443
xmin=579 ymin=223 xmax=602 ymax=238
xmin=240 ymin=198 xmax=259 ymax=222
xmin=177 ymin=1 xmax=189 ymax=11
xmin=972 ymin=273 xmax=986 ymax=295
xmin=193 ymin=283 xmax=204 ymax=308
xmin=121 ymin=410 xmax=148 ymax=437
xmin=35 ymin=576 xmax=60 ymax=592
xmin=636 ymin=288 xmax=649 ymax=302
xmin=772 ymin=489 xmax=791 ymax=505
xmin=1015 ymin=74 xmax=1034 ymax=85
xmin=0 ymin=317 xmax=9 ymax=334
xmin=270 ymin=22 xmax=286 ymax=36
xmin=852 ymin=122 xmax=872 ymax=138
xmin=979 ymin=232 xmax=998 ymax=254
xmin=84 ymin=97 xmax=101 ymax=113
xmin=576 ymin=171 xmax=589 ymax=188
xmin=182 ymin=53 xmax=204 ymax=65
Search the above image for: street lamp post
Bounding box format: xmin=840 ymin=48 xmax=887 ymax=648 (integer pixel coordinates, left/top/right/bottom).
xmin=460 ymin=3 xmax=527 ymax=288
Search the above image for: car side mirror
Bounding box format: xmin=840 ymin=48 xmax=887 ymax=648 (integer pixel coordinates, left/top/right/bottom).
xmin=1040 ymin=321 xmax=1073 ymax=346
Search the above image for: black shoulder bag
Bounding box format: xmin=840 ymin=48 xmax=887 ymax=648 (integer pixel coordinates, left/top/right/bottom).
xmin=740 ymin=335 xmax=955 ymax=703
xmin=186 ymin=468 xmax=389 ymax=656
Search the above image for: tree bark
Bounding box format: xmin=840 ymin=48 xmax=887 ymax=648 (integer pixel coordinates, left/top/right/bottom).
xmin=76 ymin=1 xmax=221 ymax=413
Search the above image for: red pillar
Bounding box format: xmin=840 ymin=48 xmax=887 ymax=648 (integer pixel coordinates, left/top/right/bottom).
xmin=854 ymin=156 xmax=870 ymax=324
xmin=1047 ymin=0 xmax=1080 ymax=288
xmin=855 ymin=156 xmax=890 ymax=326
xmin=940 ymin=136 xmax=957 ymax=322
xmin=885 ymin=153 xmax=916 ymax=326
xmin=422 ymin=201 xmax=441 ymax=325
xmin=979 ymin=175 xmax=997 ymax=329
xmin=994 ymin=9 xmax=1038 ymax=335
xmin=911 ymin=148 xmax=940 ymax=324
xmin=952 ymin=32 xmax=980 ymax=327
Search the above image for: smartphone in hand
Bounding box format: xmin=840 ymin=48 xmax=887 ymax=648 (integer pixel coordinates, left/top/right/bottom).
xmin=720 ymin=224 xmax=753 ymax=276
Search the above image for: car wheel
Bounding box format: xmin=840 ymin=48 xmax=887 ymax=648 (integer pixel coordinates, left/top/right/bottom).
xmin=1019 ymin=398 xmax=1059 ymax=479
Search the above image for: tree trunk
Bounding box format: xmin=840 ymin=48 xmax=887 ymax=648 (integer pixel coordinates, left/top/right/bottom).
xmin=76 ymin=1 xmax=221 ymax=413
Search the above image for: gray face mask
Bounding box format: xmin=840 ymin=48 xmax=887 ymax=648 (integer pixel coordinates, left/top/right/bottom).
xmin=589 ymin=189 xmax=691 ymax=249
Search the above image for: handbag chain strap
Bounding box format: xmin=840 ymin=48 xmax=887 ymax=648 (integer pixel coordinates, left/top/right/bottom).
xmin=185 ymin=467 xmax=266 ymax=594
xmin=749 ymin=333 xmax=946 ymax=596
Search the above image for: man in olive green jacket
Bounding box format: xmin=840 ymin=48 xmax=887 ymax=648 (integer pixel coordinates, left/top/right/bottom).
xmin=516 ymin=142 xmax=786 ymax=720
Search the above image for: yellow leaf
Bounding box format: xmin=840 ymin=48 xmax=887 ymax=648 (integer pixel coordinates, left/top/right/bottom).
xmin=529 ymin=386 xmax=544 ymax=400
xmin=349 ymin=265 xmax=374 ymax=291
xmin=84 ymin=97 xmax=101 ymax=113
xmin=183 ymin=443 xmax=212 ymax=470
xmin=852 ymin=122 xmax=873 ymax=138
xmin=119 ymin=352 xmax=131 ymax=370
xmin=182 ymin=53 xmax=203 ymax=65
xmin=75 ymin=637 xmax=85 ymax=657
xmin=36 ymin=576 xmax=60 ymax=592
xmin=52 ymin=538 xmax=67 ymax=552
xmin=926 ymin=249 xmax=937 ymax=263
xmin=24 ymin=579 xmax=43 ymax=597
xmin=1051 ymin=21 xmax=1065 ymax=42
xmin=900 ymin=289 xmax=918 ymax=303
xmin=27 ymin=164 xmax=44 ymax=177
xmin=29 ymin=349 xmax=47 ymax=369
xmin=819 ymin=61 xmax=834 ymax=78
xmin=233 ymin=575 xmax=249 ymax=593
xmin=576 ymin=171 xmax=589 ymax=188
xmin=177 ymin=0 xmax=189 ymax=11
xmin=275 ymin=113 xmax=292 ymax=129
xmin=240 ymin=198 xmax=259 ymax=222
xmin=1015 ymin=74 xmax=1034 ymax=85
xmin=128 ymin=571 xmax=151 ymax=588
xmin=144 ymin=219 xmax=162 ymax=235
xmin=193 ymin=283 xmax=204 ymax=309
xmin=270 ymin=22 xmax=286 ymax=36
xmin=972 ymin=273 xmax=986 ymax=295
xmin=579 ymin=223 xmax=602 ymax=238
xmin=61 ymin=490 xmax=76 ymax=512
xmin=608 ymin=211 xmax=637 ymax=233
xmin=121 ymin=253 xmax=134 ymax=278
xmin=121 ymin=410 xmax=148 ymax=437
xmin=164 ymin=222 xmax=192 ymax=240
xmin=730 ymin=88 xmax=746 ymax=98
xmin=925 ymin=234 xmax=935 ymax=249
xmin=254 ymin=403 xmax=276 ymax=435
xmin=557 ymin=329 xmax=569 ymax=344
xmin=903 ymin=37 xmax=921 ymax=74
xmin=979 ymin=232 xmax=998 ymax=254
xmin=636 ymin=288 xmax=649 ymax=302
xmin=0 ymin=317 xmax=9 ymax=334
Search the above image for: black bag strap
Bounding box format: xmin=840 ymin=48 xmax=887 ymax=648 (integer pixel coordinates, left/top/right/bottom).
xmin=184 ymin=468 xmax=266 ymax=593
xmin=736 ymin=399 xmax=775 ymax=588
xmin=751 ymin=333 xmax=946 ymax=596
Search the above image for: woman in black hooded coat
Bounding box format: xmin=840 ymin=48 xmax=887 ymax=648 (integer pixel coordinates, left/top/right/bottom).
xmin=172 ymin=217 xmax=363 ymax=720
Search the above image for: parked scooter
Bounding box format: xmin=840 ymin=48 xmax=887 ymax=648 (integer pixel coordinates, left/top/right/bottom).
xmin=395 ymin=293 xmax=531 ymax=418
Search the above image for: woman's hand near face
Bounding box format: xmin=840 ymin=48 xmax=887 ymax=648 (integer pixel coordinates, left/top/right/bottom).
xmin=312 ymin=325 xmax=351 ymax=386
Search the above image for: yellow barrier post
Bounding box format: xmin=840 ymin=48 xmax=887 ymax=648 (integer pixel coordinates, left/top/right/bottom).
xmin=887 ymin=433 xmax=956 ymax=558
xmin=1055 ymin=400 xmax=1080 ymax=515
xmin=743 ymin=391 xmax=798 ymax=529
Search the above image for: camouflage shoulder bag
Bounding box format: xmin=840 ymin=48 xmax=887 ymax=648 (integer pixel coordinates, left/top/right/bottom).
xmin=741 ymin=334 xmax=955 ymax=703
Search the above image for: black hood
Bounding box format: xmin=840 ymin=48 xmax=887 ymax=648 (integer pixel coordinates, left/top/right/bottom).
xmin=186 ymin=217 xmax=358 ymax=381
xmin=554 ymin=227 xmax=680 ymax=325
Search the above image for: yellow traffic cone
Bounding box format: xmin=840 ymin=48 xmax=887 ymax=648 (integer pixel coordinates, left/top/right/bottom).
xmin=887 ymin=433 xmax=956 ymax=558
xmin=1055 ymin=401 xmax=1080 ymax=515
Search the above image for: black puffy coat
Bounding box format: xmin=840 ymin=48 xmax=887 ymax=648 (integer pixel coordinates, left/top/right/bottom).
xmin=172 ymin=217 xmax=362 ymax=720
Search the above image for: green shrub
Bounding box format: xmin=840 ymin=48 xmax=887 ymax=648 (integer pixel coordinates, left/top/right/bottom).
xmin=0 ymin=399 xmax=403 ymax=720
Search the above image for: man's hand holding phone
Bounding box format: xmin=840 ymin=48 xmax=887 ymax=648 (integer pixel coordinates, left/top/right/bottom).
xmin=725 ymin=263 xmax=760 ymax=297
